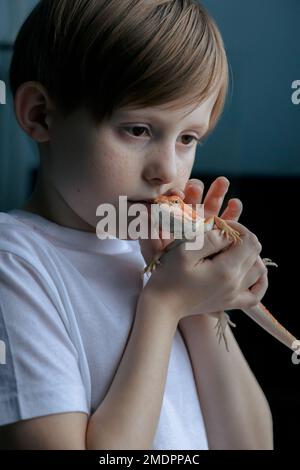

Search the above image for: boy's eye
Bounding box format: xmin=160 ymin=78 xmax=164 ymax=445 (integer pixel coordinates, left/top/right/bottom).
xmin=124 ymin=126 xmax=200 ymax=146
xmin=180 ymin=135 xmax=199 ymax=146
xmin=125 ymin=126 xmax=150 ymax=138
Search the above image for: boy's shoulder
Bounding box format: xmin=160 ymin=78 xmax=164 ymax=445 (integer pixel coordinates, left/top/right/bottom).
xmin=0 ymin=209 xmax=44 ymax=238
xmin=0 ymin=210 xmax=48 ymax=240
xmin=0 ymin=211 xmax=54 ymax=267
xmin=0 ymin=210 xmax=144 ymax=273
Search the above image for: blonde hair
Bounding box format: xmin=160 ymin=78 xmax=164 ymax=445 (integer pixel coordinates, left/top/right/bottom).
xmin=10 ymin=0 xmax=228 ymax=136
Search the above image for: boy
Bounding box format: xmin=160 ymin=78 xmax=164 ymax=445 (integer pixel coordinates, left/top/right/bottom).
xmin=0 ymin=0 xmax=273 ymax=449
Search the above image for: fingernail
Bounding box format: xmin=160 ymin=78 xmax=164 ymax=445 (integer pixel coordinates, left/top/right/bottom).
xmin=166 ymin=188 xmax=185 ymax=198
xmin=230 ymin=198 xmax=243 ymax=208
xmin=188 ymin=180 xmax=204 ymax=190
xmin=220 ymin=176 xmax=230 ymax=186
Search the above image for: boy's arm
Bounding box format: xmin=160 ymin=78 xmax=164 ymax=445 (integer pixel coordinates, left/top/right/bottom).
xmin=178 ymin=314 xmax=274 ymax=450
xmin=0 ymin=290 xmax=178 ymax=450
xmin=86 ymin=289 xmax=179 ymax=450
xmin=0 ymin=413 xmax=88 ymax=450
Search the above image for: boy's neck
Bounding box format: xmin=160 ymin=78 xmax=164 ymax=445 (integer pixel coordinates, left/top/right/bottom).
xmin=20 ymin=172 xmax=96 ymax=234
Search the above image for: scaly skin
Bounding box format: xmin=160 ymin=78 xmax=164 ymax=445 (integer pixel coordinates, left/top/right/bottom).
xmin=142 ymin=195 xmax=298 ymax=352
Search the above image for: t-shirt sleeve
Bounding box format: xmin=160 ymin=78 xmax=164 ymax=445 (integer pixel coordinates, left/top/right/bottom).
xmin=0 ymin=250 xmax=89 ymax=427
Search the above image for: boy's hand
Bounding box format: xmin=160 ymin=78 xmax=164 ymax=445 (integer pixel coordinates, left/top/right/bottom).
xmin=140 ymin=176 xmax=268 ymax=322
xmin=143 ymin=216 xmax=266 ymax=321
xmin=183 ymin=176 xmax=242 ymax=223
xmin=139 ymin=176 xmax=242 ymax=266
xmin=181 ymin=176 xmax=268 ymax=320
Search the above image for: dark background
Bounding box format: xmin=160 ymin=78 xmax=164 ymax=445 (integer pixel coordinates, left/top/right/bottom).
xmin=0 ymin=0 xmax=299 ymax=449
xmin=197 ymin=174 xmax=300 ymax=449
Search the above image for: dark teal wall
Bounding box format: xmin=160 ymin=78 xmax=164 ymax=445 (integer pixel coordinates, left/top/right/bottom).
xmin=0 ymin=1 xmax=299 ymax=211
xmin=199 ymin=0 xmax=300 ymax=176
xmin=0 ymin=0 xmax=39 ymax=210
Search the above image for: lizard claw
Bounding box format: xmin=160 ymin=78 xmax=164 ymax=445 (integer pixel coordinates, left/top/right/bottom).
xmin=262 ymin=258 xmax=278 ymax=268
xmin=214 ymin=217 xmax=241 ymax=244
xmin=142 ymin=254 xmax=163 ymax=275
xmin=214 ymin=312 xmax=236 ymax=352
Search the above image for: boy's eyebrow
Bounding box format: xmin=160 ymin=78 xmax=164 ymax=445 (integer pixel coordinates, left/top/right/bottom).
xmin=115 ymin=110 xmax=209 ymax=132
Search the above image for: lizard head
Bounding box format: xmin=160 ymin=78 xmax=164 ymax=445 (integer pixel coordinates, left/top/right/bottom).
xmin=152 ymin=194 xmax=202 ymax=238
xmin=154 ymin=194 xmax=184 ymax=207
xmin=154 ymin=194 xmax=200 ymax=222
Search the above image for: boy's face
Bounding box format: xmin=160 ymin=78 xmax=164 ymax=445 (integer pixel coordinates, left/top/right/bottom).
xmin=32 ymin=93 xmax=217 ymax=235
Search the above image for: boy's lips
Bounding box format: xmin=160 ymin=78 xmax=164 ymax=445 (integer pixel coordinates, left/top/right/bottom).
xmin=128 ymin=199 xmax=155 ymax=205
xmin=128 ymin=189 xmax=185 ymax=205
xmin=128 ymin=200 xmax=155 ymax=219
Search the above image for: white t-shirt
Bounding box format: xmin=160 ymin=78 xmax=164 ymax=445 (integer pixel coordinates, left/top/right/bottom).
xmin=0 ymin=209 xmax=208 ymax=450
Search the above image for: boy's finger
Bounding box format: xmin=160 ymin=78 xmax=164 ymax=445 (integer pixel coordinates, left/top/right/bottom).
xmin=240 ymin=256 xmax=267 ymax=290
xmin=186 ymin=229 xmax=234 ymax=262
xmin=237 ymin=272 xmax=268 ymax=308
xmin=249 ymin=271 xmax=268 ymax=298
xmin=184 ymin=179 xmax=204 ymax=205
xmin=203 ymin=176 xmax=229 ymax=218
xmin=216 ymin=220 xmax=261 ymax=268
xmin=221 ymin=198 xmax=243 ymax=221
xmin=165 ymin=187 xmax=186 ymax=199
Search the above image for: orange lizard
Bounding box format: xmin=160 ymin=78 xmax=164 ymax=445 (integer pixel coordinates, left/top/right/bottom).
xmin=142 ymin=194 xmax=299 ymax=353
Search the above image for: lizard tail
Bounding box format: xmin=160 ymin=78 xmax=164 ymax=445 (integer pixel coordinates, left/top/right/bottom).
xmin=243 ymin=303 xmax=299 ymax=352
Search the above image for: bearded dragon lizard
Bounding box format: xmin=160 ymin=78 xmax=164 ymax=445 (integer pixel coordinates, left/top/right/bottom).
xmin=142 ymin=194 xmax=298 ymax=353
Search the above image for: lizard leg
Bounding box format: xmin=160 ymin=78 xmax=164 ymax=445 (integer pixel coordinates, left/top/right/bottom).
xmin=262 ymin=257 xmax=278 ymax=268
xmin=213 ymin=312 xmax=237 ymax=352
xmin=142 ymin=251 xmax=163 ymax=276
xmin=212 ymin=216 xmax=241 ymax=244
xmin=142 ymin=239 xmax=183 ymax=276
xmin=192 ymin=217 xmax=242 ymax=269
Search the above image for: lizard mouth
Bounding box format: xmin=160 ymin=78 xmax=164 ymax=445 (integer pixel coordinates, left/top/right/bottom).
xmin=127 ymin=200 xmax=154 ymax=220
xmin=128 ymin=200 xmax=155 ymax=207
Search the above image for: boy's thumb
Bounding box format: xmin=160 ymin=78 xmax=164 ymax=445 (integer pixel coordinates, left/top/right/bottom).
xmin=139 ymin=231 xmax=174 ymax=265
xmin=139 ymin=237 xmax=162 ymax=265
xmin=139 ymin=227 xmax=235 ymax=266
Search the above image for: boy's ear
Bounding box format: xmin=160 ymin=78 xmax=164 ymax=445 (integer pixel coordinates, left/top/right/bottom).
xmin=14 ymin=81 xmax=55 ymax=143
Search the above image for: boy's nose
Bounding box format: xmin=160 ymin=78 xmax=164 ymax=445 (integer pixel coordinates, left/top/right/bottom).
xmin=143 ymin=147 xmax=177 ymax=186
